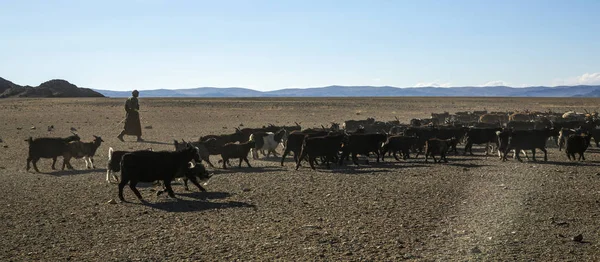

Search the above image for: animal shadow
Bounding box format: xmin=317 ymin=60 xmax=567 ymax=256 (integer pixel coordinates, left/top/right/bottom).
xmin=45 ymin=168 xmax=104 ymax=176
xmin=140 ymin=198 xmax=255 ymax=213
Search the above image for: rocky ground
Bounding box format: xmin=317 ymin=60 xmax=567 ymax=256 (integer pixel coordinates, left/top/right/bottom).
xmin=1 ymin=97 xmax=600 ymax=261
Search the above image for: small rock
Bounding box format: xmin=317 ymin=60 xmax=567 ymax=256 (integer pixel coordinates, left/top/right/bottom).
xmin=242 ymin=188 xmax=251 ymax=192
xmin=70 ymin=127 xmax=77 ymax=132
xmin=572 ymin=234 xmax=583 ymax=242
xmin=144 ymin=125 xmax=153 ymax=129
xmin=3 ymin=145 xmax=8 ymax=148
xmin=17 ymin=127 xmax=22 ymax=130
xmin=107 ymin=199 xmax=117 ymax=204
xmin=471 ymin=246 xmax=482 ymax=254
xmin=30 ymin=126 xmax=36 ymax=130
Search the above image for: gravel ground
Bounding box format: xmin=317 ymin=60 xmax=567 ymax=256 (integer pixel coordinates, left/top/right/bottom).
xmin=1 ymin=97 xmax=600 ymax=261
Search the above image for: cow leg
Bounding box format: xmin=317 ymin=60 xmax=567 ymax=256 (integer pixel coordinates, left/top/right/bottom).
xmin=202 ymin=156 xmax=214 ymax=168
xmin=51 ymin=157 xmax=57 ymax=170
xmin=270 ymin=149 xmax=279 ymax=157
xmin=375 ymin=151 xmax=380 ymax=163
xmin=118 ymin=180 xmax=128 ymax=201
xmin=540 ymin=148 xmax=547 ymax=162
xmin=514 ymin=148 xmax=523 ymax=162
xmin=501 ymin=149 xmax=509 ymax=161
xmin=89 ymin=157 xmax=95 ymax=169
xmin=129 ymin=180 xmax=144 ymax=200
xmin=31 ymin=158 xmax=41 ymax=173
xmin=186 ymin=175 xmax=206 ymax=192
xmin=163 ymin=181 xmax=176 ymax=199
xmin=281 ymin=148 xmax=290 ymax=166
xmin=182 ymin=177 xmax=190 ymax=191
xmin=243 ymin=157 xmax=252 ymax=168
xmin=393 ymin=152 xmax=401 ymax=161
xmin=442 ymin=153 xmax=448 ymax=163
xmin=580 ymin=152 xmax=585 ymax=161
xmin=352 ymin=153 xmax=359 ymax=166
xmin=222 ymin=158 xmax=228 ymax=169
xmin=530 ymin=149 xmax=537 ymax=162
xmin=296 ymin=151 xmax=308 ymax=170
xmin=308 ymin=156 xmax=316 ymax=170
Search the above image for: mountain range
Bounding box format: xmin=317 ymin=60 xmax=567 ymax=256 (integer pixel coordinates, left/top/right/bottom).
xmin=94 ymin=85 xmax=600 ymax=98
xmin=0 ymin=77 xmax=104 ymax=98
xmin=2 ymin=77 xmax=600 ymax=98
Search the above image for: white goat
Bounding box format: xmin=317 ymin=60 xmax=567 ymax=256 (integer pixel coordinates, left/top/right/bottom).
xmin=250 ymin=132 xmax=279 ymax=159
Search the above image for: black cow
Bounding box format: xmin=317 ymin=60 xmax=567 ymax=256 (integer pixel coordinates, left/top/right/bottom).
xmin=424 ymin=138 xmax=455 ymax=163
xmin=296 ymin=133 xmax=345 ymax=170
xmin=118 ymin=144 xmax=200 ymax=202
xmin=381 ymin=135 xmax=417 ymax=161
xmin=339 ymin=133 xmax=387 ymax=166
xmin=463 ymin=127 xmax=501 ymax=155
xmin=565 ymin=133 xmax=592 ymax=161
xmin=496 ymin=129 xmax=553 ymax=162
xmin=281 ymin=130 xmax=328 ymax=166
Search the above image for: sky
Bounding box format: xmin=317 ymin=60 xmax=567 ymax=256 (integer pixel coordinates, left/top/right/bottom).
xmin=1 ymin=0 xmax=599 ymax=91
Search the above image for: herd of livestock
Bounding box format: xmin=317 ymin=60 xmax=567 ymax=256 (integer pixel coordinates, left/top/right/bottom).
xmin=22 ymin=109 xmax=600 ymax=201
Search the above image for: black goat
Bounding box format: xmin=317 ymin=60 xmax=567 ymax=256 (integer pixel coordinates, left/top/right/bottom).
xmin=26 ymin=134 xmax=80 ymax=172
xmin=174 ymin=139 xmax=214 ymax=168
xmin=62 ymin=135 xmax=104 ymax=170
xmin=218 ymin=140 xmax=256 ymax=169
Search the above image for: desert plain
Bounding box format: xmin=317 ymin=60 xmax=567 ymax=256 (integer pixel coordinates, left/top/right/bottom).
xmin=1 ymin=97 xmax=600 ymax=261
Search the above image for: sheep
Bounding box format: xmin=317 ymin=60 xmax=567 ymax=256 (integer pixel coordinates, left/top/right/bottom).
xmin=218 ymin=140 xmax=256 ymax=169
xmin=26 ymin=133 xmax=81 ymax=172
xmin=62 ymin=135 xmax=104 ymax=170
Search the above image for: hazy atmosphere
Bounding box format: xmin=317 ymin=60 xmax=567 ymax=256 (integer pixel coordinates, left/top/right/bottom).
xmin=1 ymin=0 xmax=599 ymax=91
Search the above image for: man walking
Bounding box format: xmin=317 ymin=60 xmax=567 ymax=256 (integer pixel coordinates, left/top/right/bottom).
xmin=117 ymin=90 xmax=143 ymax=142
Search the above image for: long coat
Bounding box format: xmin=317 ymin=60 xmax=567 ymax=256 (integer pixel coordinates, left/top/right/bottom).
xmin=123 ymin=96 xmax=142 ymax=136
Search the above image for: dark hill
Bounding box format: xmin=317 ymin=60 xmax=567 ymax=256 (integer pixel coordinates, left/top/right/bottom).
xmin=0 ymin=78 xmax=104 ymax=98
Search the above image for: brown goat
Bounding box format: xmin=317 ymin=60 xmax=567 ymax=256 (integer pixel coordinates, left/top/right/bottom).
xmin=218 ymin=140 xmax=256 ymax=169
xmin=62 ymin=135 xmax=103 ymax=170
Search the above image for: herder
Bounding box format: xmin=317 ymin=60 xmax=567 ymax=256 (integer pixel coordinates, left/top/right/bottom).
xmin=117 ymin=90 xmax=143 ymax=142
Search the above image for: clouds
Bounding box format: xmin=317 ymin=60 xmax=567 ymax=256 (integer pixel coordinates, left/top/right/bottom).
xmin=553 ymin=72 xmax=600 ymax=86
xmin=414 ymin=81 xmax=452 ymax=88
xmin=481 ymin=80 xmax=508 ymax=87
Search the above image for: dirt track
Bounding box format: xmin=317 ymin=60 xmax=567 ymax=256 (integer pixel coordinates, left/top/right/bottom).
xmin=2 ymin=97 xmax=600 ymax=261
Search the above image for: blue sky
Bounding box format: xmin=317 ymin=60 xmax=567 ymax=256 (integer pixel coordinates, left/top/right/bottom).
xmin=1 ymin=0 xmax=599 ymax=91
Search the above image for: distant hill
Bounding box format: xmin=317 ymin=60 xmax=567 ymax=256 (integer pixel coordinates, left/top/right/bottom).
xmin=94 ymin=85 xmax=600 ymax=98
xmin=574 ymin=88 xmax=600 ymax=97
xmin=0 ymin=78 xmax=105 ymax=98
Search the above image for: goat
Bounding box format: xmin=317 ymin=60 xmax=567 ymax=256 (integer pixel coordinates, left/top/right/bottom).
xmin=173 ymin=139 xmax=214 ymax=168
xmin=218 ymin=140 xmax=256 ymax=169
xmin=250 ymin=129 xmax=287 ymax=159
xmin=62 ymin=135 xmax=103 ymax=170
xmin=26 ymin=133 xmax=80 ymax=172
